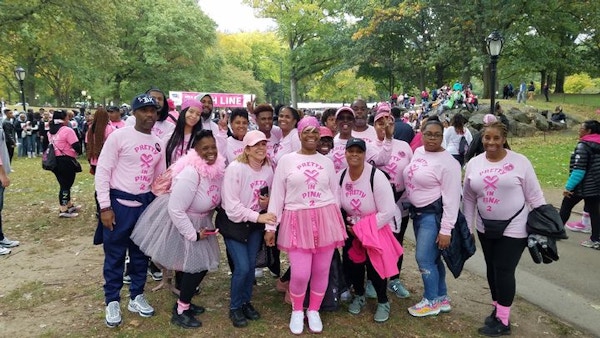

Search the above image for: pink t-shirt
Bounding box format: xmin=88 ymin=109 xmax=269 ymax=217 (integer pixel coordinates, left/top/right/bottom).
xmin=221 ymin=160 xmax=274 ymax=223
xmin=339 ymin=163 xmax=396 ymax=229
xmin=372 ymin=138 xmax=413 ymax=193
xmin=330 ymin=136 xmax=392 ymax=173
xmin=267 ymin=152 xmax=339 ymax=230
xmin=267 ymin=126 xmax=282 ymax=160
xmin=402 ymin=147 xmax=462 ymax=235
xmin=170 ymin=133 xmax=192 ymax=165
xmin=48 ymin=127 xmax=79 ymax=158
xmin=95 ymin=126 xmax=166 ymax=209
xmin=352 ymin=125 xmax=378 ymax=144
xmin=273 ymin=129 xmax=301 ymax=165
xmin=225 ymin=136 xmax=245 ymax=165
xmin=109 ymin=120 xmax=126 ymax=129
xmin=169 ymin=165 xmax=223 ymax=241
xmin=463 ymin=150 xmax=546 ymax=238
xmin=203 ymin=119 xmax=228 ymax=154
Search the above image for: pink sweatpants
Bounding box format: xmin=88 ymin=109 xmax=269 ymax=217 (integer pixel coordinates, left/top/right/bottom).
xmin=288 ymin=248 xmax=334 ymax=311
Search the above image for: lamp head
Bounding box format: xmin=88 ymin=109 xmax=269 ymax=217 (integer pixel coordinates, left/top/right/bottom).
xmin=486 ymin=31 xmax=504 ymax=57
xmin=14 ymin=66 xmax=25 ymax=81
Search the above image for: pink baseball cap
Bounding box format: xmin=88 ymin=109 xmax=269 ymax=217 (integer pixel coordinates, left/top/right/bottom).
xmin=319 ymin=126 xmax=333 ymax=138
xmin=335 ymin=107 xmax=355 ymax=119
xmin=297 ymin=116 xmax=320 ymax=134
xmin=243 ymin=130 xmax=267 ymax=147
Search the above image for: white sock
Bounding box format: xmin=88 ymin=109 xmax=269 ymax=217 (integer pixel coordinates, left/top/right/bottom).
xmin=582 ymin=212 xmax=591 ymax=227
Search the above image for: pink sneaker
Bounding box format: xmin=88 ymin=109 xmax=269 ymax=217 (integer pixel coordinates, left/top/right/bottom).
xmin=565 ymin=221 xmax=591 ymax=234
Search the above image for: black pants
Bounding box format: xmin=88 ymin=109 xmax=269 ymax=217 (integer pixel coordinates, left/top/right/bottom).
xmin=179 ymin=270 xmax=207 ymax=304
xmin=390 ymin=215 xmax=409 ymax=280
xmin=559 ymin=195 xmax=600 ymax=241
xmin=6 ymin=144 xmax=14 ymax=163
xmin=52 ymin=156 xmax=77 ymax=206
xmin=348 ymin=254 xmax=388 ymax=303
xmin=477 ymin=232 xmax=527 ymax=307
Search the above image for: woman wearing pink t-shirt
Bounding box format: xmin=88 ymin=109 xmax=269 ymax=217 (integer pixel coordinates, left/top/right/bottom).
xmin=48 ymin=110 xmax=82 ymax=218
xmin=265 ymin=116 xmax=347 ymax=335
xmin=463 ymin=122 xmax=546 ymax=336
xmin=164 ymin=98 xmax=204 ymax=167
xmin=402 ymin=119 xmax=462 ymax=318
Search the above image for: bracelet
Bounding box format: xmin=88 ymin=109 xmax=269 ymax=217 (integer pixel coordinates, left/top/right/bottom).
xmin=100 ymin=206 xmax=112 ymax=213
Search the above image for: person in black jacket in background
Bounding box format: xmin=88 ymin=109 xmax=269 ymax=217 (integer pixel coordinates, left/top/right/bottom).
xmin=559 ymin=120 xmax=600 ymax=250
xmin=2 ymin=109 xmax=16 ymax=162
xmin=391 ymin=107 xmax=415 ymax=143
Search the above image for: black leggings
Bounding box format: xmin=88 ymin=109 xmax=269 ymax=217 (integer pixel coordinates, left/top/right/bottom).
xmin=179 ymin=270 xmax=207 ymax=304
xmin=348 ymin=255 xmax=388 ymax=303
xmin=559 ymin=195 xmax=600 ymax=242
xmin=390 ymin=215 xmax=409 ymax=280
xmin=52 ymin=156 xmax=77 ymax=206
xmin=477 ymin=232 xmax=527 ymax=307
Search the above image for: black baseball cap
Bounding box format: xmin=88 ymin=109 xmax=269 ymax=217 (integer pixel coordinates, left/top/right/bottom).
xmin=346 ymin=137 xmax=366 ymax=152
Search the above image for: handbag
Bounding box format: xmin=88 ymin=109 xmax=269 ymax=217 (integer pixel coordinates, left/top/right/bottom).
xmin=42 ymin=143 xmax=57 ymax=171
xmin=255 ymin=242 xmax=275 ymax=268
xmin=71 ymin=157 xmax=82 ymax=173
xmin=215 ymin=207 xmax=264 ymax=243
xmin=478 ymin=205 xmax=524 ymax=239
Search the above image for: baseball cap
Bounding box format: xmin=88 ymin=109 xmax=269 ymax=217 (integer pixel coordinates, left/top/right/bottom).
xmin=319 ymin=126 xmax=333 ymax=138
xmin=243 ymin=130 xmax=268 ymax=147
xmin=131 ymin=94 xmax=159 ymax=112
xmin=345 ymin=137 xmax=366 ymax=152
xmin=335 ymin=107 xmax=355 ymax=119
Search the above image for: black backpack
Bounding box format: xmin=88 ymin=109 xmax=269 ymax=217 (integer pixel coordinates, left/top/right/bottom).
xmin=303 ymin=249 xmax=346 ymax=311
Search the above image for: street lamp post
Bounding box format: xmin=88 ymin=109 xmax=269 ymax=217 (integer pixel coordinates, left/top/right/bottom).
xmin=486 ymin=31 xmax=504 ymax=115
xmin=14 ymin=67 xmax=26 ymax=113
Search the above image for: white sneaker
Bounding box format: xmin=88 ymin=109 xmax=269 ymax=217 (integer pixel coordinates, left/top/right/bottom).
xmin=128 ymin=294 xmax=155 ymax=317
xmin=289 ymin=310 xmax=304 ymax=335
xmin=105 ymin=301 xmax=121 ymax=328
xmin=340 ymin=290 xmax=352 ymax=302
xmin=254 ymin=268 xmax=264 ymax=278
xmin=0 ymin=247 xmax=11 ymax=255
xmin=0 ymin=237 xmax=19 ymax=248
xmin=306 ymin=310 xmax=323 ymax=333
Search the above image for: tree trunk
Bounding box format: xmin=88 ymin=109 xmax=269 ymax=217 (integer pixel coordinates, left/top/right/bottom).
xmin=290 ymin=74 xmax=298 ymax=109
xmin=555 ymin=66 xmax=565 ymax=93
xmin=435 ymin=64 xmax=445 ymax=89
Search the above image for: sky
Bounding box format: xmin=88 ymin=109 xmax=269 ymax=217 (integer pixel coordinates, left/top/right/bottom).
xmin=199 ymin=0 xmax=276 ymax=33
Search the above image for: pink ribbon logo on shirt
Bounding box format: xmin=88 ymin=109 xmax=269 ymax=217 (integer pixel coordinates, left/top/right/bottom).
xmin=140 ymin=154 xmax=153 ymax=168
xmin=333 ymin=153 xmax=344 ymax=169
xmin=483 ymin=175 xmax=499 ymax=191
xmin=350 ymin=199 xmax=361 ymax=213
xmin=385 ymin=162 xmax=398 ymax=177
xmin=304 ymin=169 xmax=319 ymax=190
xmin=407 ymin=164 xmax=417 ymax=179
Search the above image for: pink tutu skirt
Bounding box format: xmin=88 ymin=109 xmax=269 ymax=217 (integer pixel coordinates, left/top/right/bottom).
xmin=277 ymin=204 xmax=347 ymax=253
xmin=131 ymin=194 xmax=220 ymax=273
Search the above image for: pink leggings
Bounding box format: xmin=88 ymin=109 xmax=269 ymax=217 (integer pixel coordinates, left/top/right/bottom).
xmin=288 ymin=248 xmax=334 ymax=311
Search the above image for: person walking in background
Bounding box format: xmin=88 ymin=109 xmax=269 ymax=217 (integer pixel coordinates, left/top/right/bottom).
xmin=2 ymin=109 xmax=16 ymax=163
xmin=527 ymin=81 xmax=535 ymax=101
xmin=0 ymin=123 xmax=17 ymax=255
xmin=442 ymin=113 xmax=472 ymax=166
xmin=543 ymin=83 xmax=550 ymax=102
xmin=517 ymin=81 xmax=527 ymax=104
xmin=559 ymin=120 xmax=600 ymax=249
xmin=107 ymin=106 xmax=126 ymax=129
xmin=265 ymin=116 xmax=347 ymax=335
xmin=132 ymin=130 xmax=226 ymax=329
xmin=94 ymin=93 xmax=166 ymax=328
xmin=86 ymin=107 xmax=115 ymax=175
xmin=403 ymin=119 xmax=461 ymax=318
xmin=220 ymin=130 xmax=277 ymax=328
xmin=463 ymin=121 xmax=547 ymax=336
xmin=48 ymin=110 xmax=82 ymax=218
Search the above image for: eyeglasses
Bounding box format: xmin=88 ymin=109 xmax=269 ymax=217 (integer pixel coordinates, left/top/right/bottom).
xmin=423 ymin=132 xmax=443 ymax=139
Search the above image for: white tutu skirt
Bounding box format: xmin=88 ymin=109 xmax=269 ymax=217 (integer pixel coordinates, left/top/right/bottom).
xmin=131 ymin=194 xmax=220 ymax=273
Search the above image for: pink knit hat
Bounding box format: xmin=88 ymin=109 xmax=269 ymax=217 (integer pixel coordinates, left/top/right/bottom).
xmin=181 ymin=98 xmax=202 ymax=111
xmin=483 ymin=114 xmax=497 ymax=124
xmin=297 ymin=116 xmax=320 ymax=134
xmin=243 ymin=130 xmax=267 ymax=147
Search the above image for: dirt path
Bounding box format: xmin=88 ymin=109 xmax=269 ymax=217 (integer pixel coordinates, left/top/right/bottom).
xmin=0 ymin=209 xmax=590 ymax=337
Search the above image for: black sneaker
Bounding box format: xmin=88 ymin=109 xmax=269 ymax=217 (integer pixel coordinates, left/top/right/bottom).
xmin=242 ymin=302 xmax=260 ymax=320
xmin=172 ymin=303 xmax=205 ymax=316
xmin=484 ymin=308 xmax=497 ymax=326
xmin=478 ymin=317 xmax=511 ymax=337
xmin=229 ymin=308 xmax=248 ymax=328
xmin=171 ymin=309 xmax=202 ymax=329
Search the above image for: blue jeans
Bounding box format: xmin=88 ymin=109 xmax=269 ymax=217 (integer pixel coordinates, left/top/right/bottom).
xmin=224 ymin=230 xmax=262 ymax=310
xmin=413 ymin=212 xmax=447 ymax=302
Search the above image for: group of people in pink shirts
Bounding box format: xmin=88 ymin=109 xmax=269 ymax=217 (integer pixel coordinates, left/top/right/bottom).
xmin=90 ymin=91 xmax=547 ymax=337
